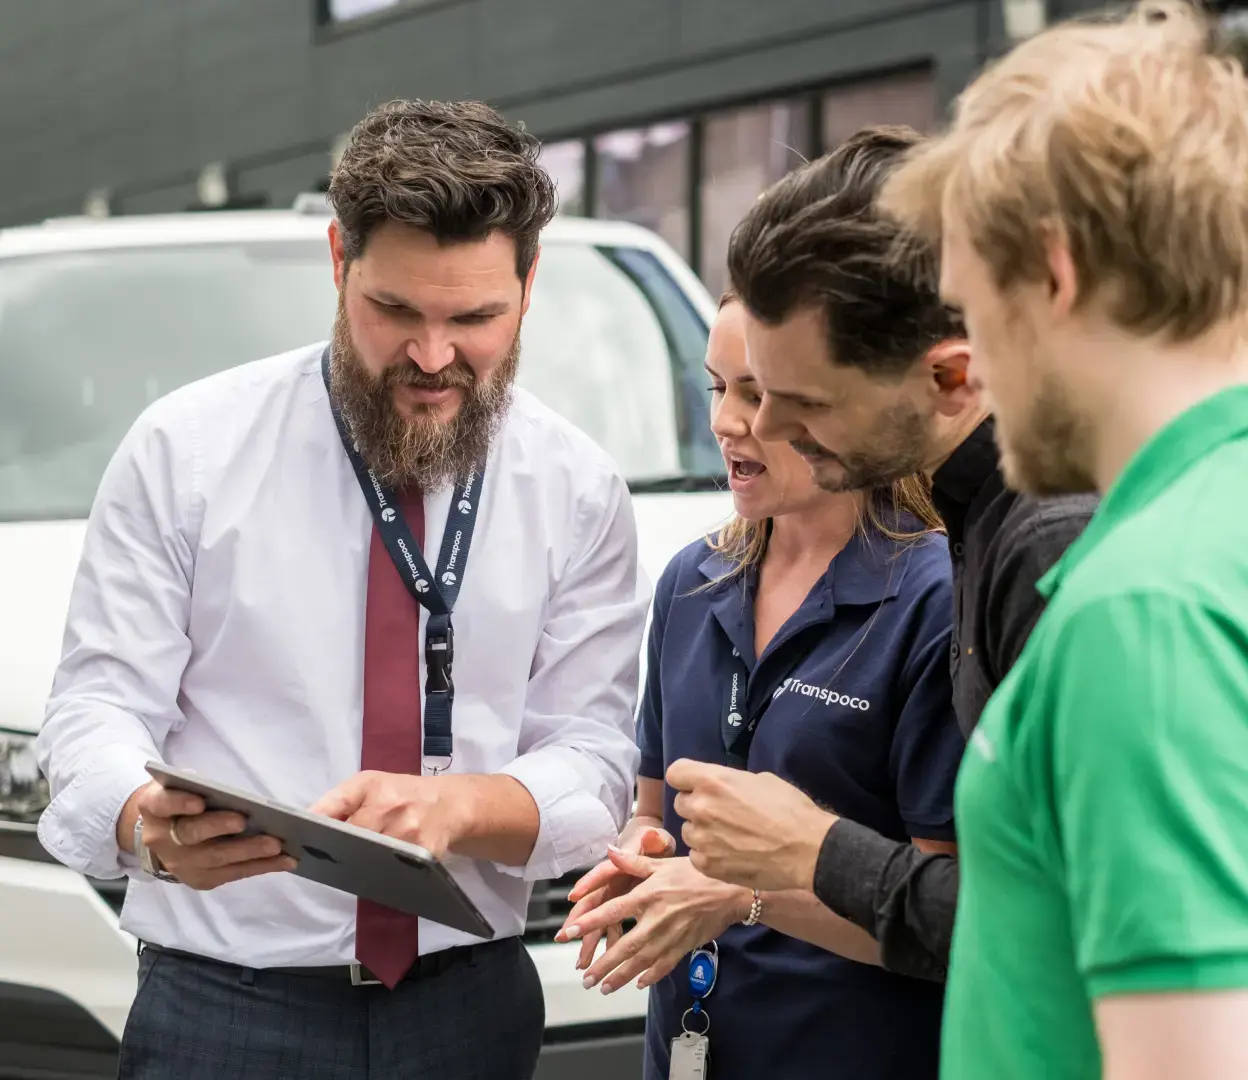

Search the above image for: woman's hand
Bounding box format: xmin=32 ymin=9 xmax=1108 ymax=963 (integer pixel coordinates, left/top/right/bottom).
xmin=557 ymin=825 xmax=676 ymax=970
xmin=561 ymin=848 xmax=752 ymax=995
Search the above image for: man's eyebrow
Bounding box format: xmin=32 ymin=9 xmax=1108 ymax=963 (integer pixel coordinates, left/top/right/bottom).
xmin=368 ymin=291 xmax=510 ymax=318
xmin=767 ymin=387 xmax=823 ymax=403
xmin=370 ymin=289 xmax=417 ymax=309
xmin=456 ymin=301 xmax=510 ymax=317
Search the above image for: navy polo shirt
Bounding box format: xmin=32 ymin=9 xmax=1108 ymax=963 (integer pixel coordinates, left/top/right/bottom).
xmin=637 ymin=526 xmax=963 ymax=1080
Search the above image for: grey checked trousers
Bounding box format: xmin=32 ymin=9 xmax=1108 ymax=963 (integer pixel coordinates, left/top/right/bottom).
xmin=116 ymin=937 xmax=545 ymax=1080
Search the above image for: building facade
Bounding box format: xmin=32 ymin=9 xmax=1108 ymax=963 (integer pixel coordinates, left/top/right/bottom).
xmin=0 ymin=0 xmax=1129 ymax=288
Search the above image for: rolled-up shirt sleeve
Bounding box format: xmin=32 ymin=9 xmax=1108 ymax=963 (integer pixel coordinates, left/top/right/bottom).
xmin=36 ymin=396 xmax=197 ymax=880
xmin=496 ymin=463 xmax=647 ymax=881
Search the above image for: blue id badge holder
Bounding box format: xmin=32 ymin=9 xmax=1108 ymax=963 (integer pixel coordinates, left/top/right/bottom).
xmin=670 ymin=941 xmax=716 ymax=1080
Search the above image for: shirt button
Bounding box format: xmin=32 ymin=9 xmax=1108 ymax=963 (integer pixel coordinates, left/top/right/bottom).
xmin=953 ymin=542 xmax=965 ymax=557
xmin=951 ymin=642 xmax=960 ymax=660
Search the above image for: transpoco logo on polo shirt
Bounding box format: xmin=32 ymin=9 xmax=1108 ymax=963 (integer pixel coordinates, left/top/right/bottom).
xmin=773 ymin=678 xmax=870 ymax=712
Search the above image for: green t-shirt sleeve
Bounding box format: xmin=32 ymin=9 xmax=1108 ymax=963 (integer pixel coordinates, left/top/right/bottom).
xmin=1048 ymin=591 xmax=1248 ymax=999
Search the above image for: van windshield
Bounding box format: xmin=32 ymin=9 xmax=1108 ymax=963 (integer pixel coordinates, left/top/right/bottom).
xmin=0 ymin=238 xmax=721 ymax=522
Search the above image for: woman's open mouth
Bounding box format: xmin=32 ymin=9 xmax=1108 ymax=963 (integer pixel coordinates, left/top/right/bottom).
xmin=728 ymin=456 xmax=767 ymax=489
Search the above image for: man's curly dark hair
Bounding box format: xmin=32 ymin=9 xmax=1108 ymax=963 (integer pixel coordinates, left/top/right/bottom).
xmin=328 ymin=99 xmax=557 ymax=279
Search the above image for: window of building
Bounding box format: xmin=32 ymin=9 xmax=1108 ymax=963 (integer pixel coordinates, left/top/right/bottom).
xmin=699 ymin=99 xmax=812 ymax=299
xmin=822 ymin=68 xmax=938 ymax=151
xmin=539 ymin=140 xmax=586 ymax=217
xmin=592 ymin=121 xmax=693 ymax=261
xmin=324 ymin=0 xmax=408 ymax=22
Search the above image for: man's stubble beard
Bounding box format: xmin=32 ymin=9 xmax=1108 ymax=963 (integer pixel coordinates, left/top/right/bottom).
xmin=997 ymin=371 xmax=1097 ymax=496
xmin=808 ymin=399 xmax=930 ymax=494
xmin=329 ymin=292 xmax=519 ymax=491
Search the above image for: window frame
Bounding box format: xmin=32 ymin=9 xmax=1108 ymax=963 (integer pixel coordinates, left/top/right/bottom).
xmin=314 ymin=0 xmax=461 ymax=36
xmin=545 ymin=63 xmax=938 ymax=284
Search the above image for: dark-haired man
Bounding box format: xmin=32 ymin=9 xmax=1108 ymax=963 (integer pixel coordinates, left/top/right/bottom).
xmin=667 ymin=125 xmax=1096 ymax=982
xmin=36 ymin=100 xmax=647 ymax=1078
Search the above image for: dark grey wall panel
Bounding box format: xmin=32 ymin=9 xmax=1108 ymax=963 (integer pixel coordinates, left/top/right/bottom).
xmin=0 ymin=0 xmax=999 ymax=228
xmin=118 ymin=181 xmax=202 ymax=217
xmin=78 ymin=4 xmax=188 ymax=191
xmin=676 ymin=0 xmax=936 ymax=53
xmin=476 ymin=0 xmax=679 ymax=100
xmin=511 ymin=3 xmax=979 ymax=137
xmin=237 ymin=150 xmax=337 ymax=208
xmin=312 ymin=1 xmax=480 ymax=135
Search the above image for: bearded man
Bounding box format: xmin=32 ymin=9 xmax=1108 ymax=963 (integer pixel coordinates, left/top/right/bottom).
xmin=35 ymin=99 xmax=647 ymax=1080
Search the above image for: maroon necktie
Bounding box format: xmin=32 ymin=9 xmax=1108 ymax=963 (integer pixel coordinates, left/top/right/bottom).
xmin=355 ymin=486 xmax=424 ymax=989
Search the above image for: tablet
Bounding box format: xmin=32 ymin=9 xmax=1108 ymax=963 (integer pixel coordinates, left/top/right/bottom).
xmin=144 ymin=762 xmax=495 ymax=940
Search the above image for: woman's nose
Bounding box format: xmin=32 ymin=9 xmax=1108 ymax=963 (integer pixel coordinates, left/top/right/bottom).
xmin=710 ymin=398 xmax=750 ymax=439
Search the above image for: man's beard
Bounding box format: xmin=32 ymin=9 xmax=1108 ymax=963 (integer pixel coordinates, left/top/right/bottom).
xmin=795 ymin=400 xmax=930 ymax=493
xmin=996 ymin=371 xmax=1097 ymax=496
xmin=328 ymin=294 xmax=518 ymax=491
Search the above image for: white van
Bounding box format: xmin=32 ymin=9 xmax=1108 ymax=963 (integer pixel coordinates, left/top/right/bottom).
xmin=0 ymin=201 xmax=732 ymax=1079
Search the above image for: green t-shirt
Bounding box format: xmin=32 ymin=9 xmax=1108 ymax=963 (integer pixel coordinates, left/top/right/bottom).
xmin=944 ymin=385 xmax=1248 ymax=1080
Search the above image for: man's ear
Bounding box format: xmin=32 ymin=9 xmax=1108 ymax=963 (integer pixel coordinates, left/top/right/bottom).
xmin=329 ymin=220 xmax=348 ymax=291
xmin=925 ymin=340 xmax=978 ymax=417
xmin=1041 ymin=221 xmax=1079 ymax=320
xmin=520 ymin=245 xmax=541 ymax=316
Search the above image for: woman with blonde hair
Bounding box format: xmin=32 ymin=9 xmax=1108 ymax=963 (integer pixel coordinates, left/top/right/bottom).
xmin=556 ymin=292 xmax=963 ymax=1080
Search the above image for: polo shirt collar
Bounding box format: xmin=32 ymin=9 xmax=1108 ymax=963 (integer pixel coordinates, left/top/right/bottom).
xmin=827 ymin=527 xmax=911 ymax=606
xmin=697 ymin=525 xmax=910 ymax=663
xmin=1038 ymin=383 xmax=1248 ymax=598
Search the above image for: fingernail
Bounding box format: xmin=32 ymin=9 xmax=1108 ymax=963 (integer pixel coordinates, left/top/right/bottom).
xmin=607 ymin=845 xmax=622 ymax=855
xmin=564 ymin=925 xmax=581 ymax=940
xmin=282 ymin=858 xmax=298 ymax=871
xmin=553 ymin=931 xmax=566 ymax=943
xmin=582 ymin=973 xmax=597 ymax=989
xmin=600 ymin=982 xmax=614 ymax=996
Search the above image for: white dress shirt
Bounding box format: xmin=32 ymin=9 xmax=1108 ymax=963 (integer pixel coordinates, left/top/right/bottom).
xmin=36 ymin=343 xmax=647 ymax=967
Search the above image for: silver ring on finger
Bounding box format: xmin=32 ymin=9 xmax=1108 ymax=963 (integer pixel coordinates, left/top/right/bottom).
xmin=168 ymin=816 xmax=185 ymax=847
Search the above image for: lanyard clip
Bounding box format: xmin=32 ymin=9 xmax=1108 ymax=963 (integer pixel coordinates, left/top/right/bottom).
xmin=425 ymin=615 xmax=454 ymax=696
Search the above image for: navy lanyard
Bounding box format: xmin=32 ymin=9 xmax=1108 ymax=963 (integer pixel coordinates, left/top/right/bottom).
xmin=321 ymin=347 xmax=484 ymax=769
xmin=720 ymin=649 xmax=759 ymax=770
xmin=720 ymin=633 xmax=822 ymax=770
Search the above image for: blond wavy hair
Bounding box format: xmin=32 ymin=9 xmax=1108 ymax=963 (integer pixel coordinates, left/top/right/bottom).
xmin=706 ymin=476 xmax=943 ymax=582
xmin=879 ymin=1 xmax=1248 ymax=343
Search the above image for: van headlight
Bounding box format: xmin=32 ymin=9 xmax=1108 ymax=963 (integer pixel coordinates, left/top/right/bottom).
xmin=0 ymin=730 xmax=49 ymax=823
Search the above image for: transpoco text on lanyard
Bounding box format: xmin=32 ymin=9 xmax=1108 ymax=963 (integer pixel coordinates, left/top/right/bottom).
xmin=721 ymin=633 xmax=821 ymax=770
xmin=321 ymin=347 xmax=484 ymax=774
xmin=721 ymin=647 xmax=761 ymax=770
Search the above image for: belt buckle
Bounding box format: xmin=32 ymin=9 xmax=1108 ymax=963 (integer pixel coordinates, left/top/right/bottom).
xmin=350 ymin=962 xmax=382 ymax=987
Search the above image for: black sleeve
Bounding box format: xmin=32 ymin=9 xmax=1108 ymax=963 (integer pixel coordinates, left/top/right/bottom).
xmin=813 ymin=819 xmax=957 ymax=982
xmin=982 ymin=496 xmax=1097 ymax=682
xmin=810 ymin=499 xmax=1096 ymax=982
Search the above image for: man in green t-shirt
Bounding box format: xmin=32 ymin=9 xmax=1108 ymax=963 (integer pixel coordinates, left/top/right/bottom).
xmin=871 ymin=3 xmax=1248 ymax=1079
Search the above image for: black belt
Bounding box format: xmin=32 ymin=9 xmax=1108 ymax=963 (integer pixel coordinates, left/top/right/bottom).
xmin=140 ymin=940 xmax=486 ymax=986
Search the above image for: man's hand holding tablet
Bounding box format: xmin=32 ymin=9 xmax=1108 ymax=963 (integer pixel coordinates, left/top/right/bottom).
xmin=116 ymin=780 xmax=296 ymax=890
